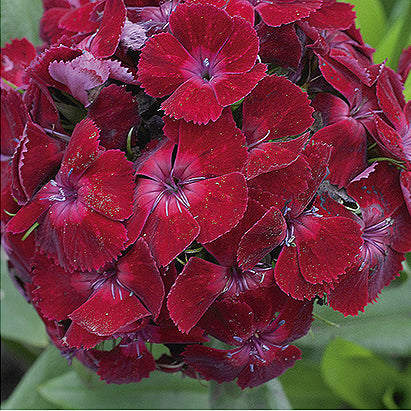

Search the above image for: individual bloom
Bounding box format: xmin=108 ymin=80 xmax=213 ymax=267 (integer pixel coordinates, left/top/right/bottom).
xmin=311 ymin=64 xmax=379 ymax=187
xmin=127 ymin=111 xmax=248 ymax=266
xmin=241 ymin=74 xmax=314 ymax=179
xmin=1 ymin=38 xmax=37 ymax=88
xmin=167 ymin=199 xmax=275 ymax=333
xmin=138 ymin=3 xmax=266 ymax=124
xmin=6 ymin=118 xmax=134 ymax=272
xmin=184 ymin=287 xmax=313 ymax=389
xmin=11 ymin=122 xmax=65 ymax=205
xmin=308 ymin=25 xmax=382 ymax=87
xmin=328 ymin=163 xmax=411 ymax=315
xmin=245 ymin=142 xmax=364 ymax=300
xmin=373 ymin=67 xmax=410 ymax=169
xmin=47 ymin=50 xmax=137 ymax=107
xmin=31 ymin=238 xmax=164 ymax=348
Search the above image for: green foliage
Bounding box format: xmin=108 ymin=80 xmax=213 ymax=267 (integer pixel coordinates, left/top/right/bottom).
xmin=1 ymin=251 xmax=49 ymax=348
xmin=209 ymin=379 xmax=291 ymax=409
xmin=2 ymin=346 xmax=70 ymax=410
xmin=341 ymin=0 xmax=387 ymax=46
xmin=321 ymin=339 xmax=411 ymax=409
xmin=38 ymin=368 xmax=210 ymax=410
xmin=0 ymin=0 xmax=43 ymax=47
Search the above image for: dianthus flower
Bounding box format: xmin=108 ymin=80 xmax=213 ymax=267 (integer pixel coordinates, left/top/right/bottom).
xmin=138 ymin=3 xmax=266 ymax=124
xmin=7 ymin=119 xmax=135 ymax=271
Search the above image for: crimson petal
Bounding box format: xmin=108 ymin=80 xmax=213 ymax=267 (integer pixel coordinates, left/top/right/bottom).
xmin=237 ymin=207 xmax=286 ymax=271
xmin=58 ymin=118 xmax=100 ymax=186
xmin=87 ymin=84 xmax=141 ymax=150
xmin=97 ymin=341 xmax=156 ymax=384
xmin=32 ymin=254 xmax=94 ymax=321
xmin=77 ymin=149 xmax=134 ymax=220
xmin=117 ymin=238 xmax=165 ymax=319
xmin=187 ymin=172 xmax=248 ymax=244
xmin=167 ymin=256 xmax=229 ymax=332
xmin=69 ymin=279 xmax=150 ymax=336
xmin=89 ymin=0 xmax=126 ymax=58
xmin=237 ymin=345 xmax=301 ymax=389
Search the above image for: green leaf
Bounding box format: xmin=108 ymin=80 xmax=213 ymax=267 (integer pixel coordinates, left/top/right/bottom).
xmin=1 ymin=250 xmax=49 ymax=348
xmin=403 ymin=69 xmax=411 ymax=101
xmin=209 ymin=379 xmax=291 ymax=410
xmin=38 ymin=370 xmax=210 ymax=410
xmin=0 ymin=0 xmax=43 ymax=46
xmin=298 ymin=260 xmax=411 ymax=357
xmin=2 ymin=345 xmax=70 ymax=410
xmin=340 ymin=0 xmax=387 ymax=47
xmin=320 ymin=339 xmax=409 ymax=409
xmin=373 ymin=0 xmax=411 ymax=69
xmin=279 ymin=361 xmax=343 ymax=410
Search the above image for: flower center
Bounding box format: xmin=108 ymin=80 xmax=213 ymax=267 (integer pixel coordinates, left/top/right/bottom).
xmin=201 ymin=58 xmax=212 ymax=81
xmin=47 ymin=180 xmax=77 ymax=202
xmin=360 ymin=217 xmax=393 ymax=271
xmin=224 ymin=263 xmax=272 ymax=296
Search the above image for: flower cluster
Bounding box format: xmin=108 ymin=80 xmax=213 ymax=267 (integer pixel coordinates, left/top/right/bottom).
xmin=2 ymin=0 xmax=411 ymax=389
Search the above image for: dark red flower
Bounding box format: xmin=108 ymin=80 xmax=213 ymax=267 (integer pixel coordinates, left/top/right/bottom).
xmin=127 ymin=112 xmax=248 ymax=266
xmin=7 ymin=119 xmax=134 ymax=272
xmin=184 ymin=287 xmax=313 ymax=389
xmin=245 ymin=143 xmax=363 ymax=300
xmin=1 ymin=38 xmax=37 ymax=88
xmin=374 ymin=67 xmax=410 ymax=169
xmin=138 ymin=3 xmax=266 ymax=124
xmin=328 ymin=163 xmax=411 ymax=315
xmin=167 ymin=198 xmax=275 ymax=333
xmin=31 ymin=238 xmax=164 ymax=347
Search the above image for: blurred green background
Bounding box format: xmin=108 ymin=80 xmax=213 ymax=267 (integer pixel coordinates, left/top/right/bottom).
xmin=1 ymin=0 xmax=411 ymax=408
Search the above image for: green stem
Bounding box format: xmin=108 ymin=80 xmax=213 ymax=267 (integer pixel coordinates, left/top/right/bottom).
xmin=313 ymin=313 xmax=340 ymax=328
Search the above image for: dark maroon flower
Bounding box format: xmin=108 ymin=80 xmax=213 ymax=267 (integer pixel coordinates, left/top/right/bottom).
xmin=43 ymin=0 xmax=126 ymax=58
xmin=1 ymin=38 xmax=37 ymax=88
xmin=373 ymin=67 xmax=410 ymax=169
xmin=167 ymin=199 xmax=275 ymax=333
xmin=138 ymin=3 xmax=266 ymax=124
xmin=311 ymin=65 xmax=379 ymax=187
xmin=245 ymin=143 xmax=363 ymax=300
xmin=184 ymin=287 xmax=313 ymax=389
xmin=328 ymin=163 xmax=411 ymax=315
xmin=87 ymin=84 xmax=141 ymax=150
xmin=31 ymin=238 xmax=164 ymax=347
xmin=127 ymin=112 xmax=248 ymax=266
xmin=7 ymin=118 xmax=135 ymax=272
